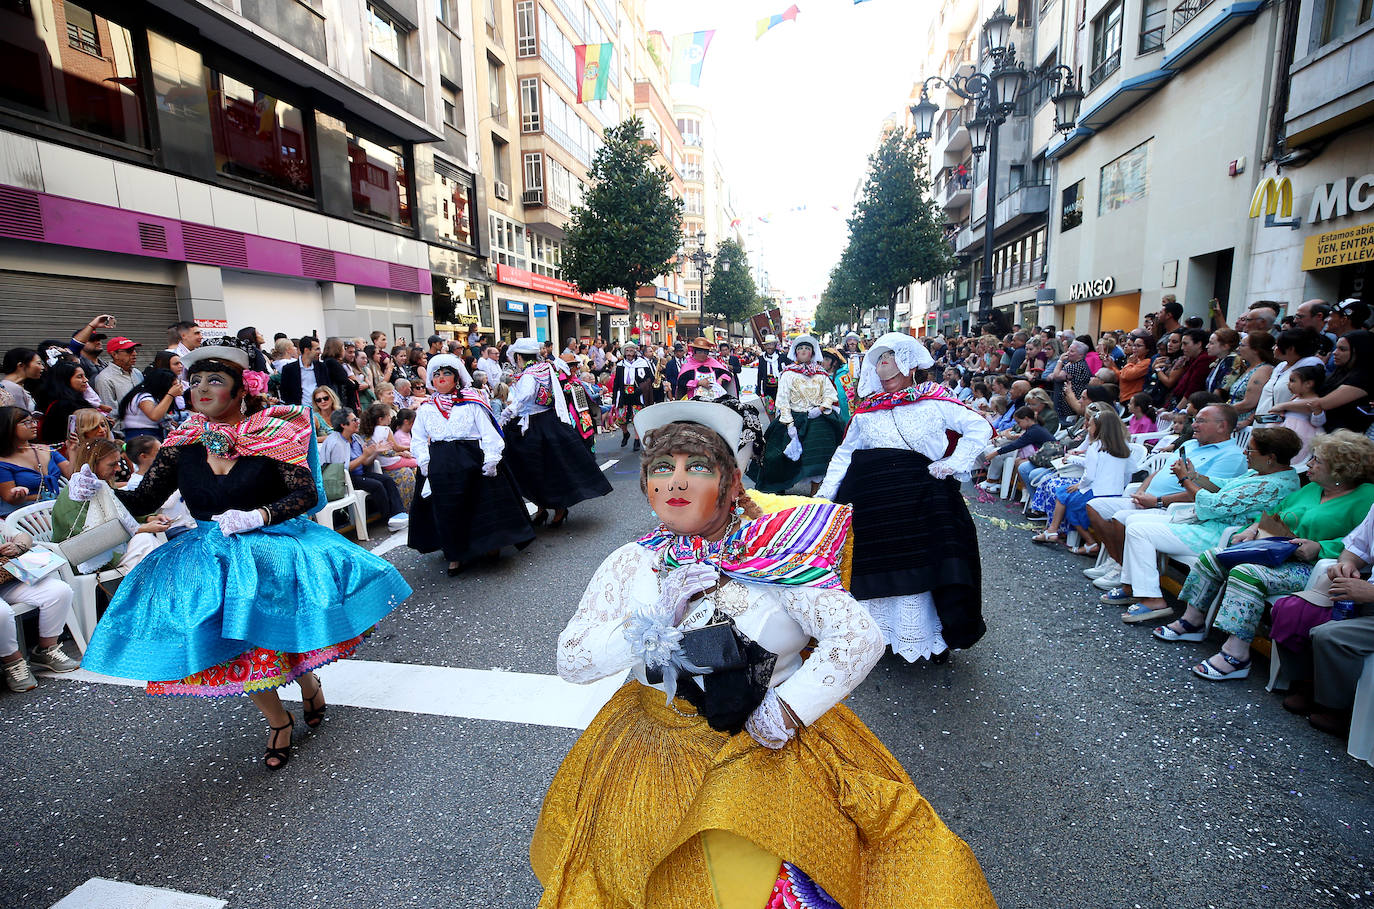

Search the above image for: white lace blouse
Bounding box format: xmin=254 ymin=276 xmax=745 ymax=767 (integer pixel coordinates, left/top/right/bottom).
xmin=557 ymin=542 xmax=885 ymax=727
xmin=410 ymin=401 xmax=504 ymax=472
xmin=775 ymin=371 xmax=839 ymax=423
xmin=818 ymin=399 xmax=993 ymax=499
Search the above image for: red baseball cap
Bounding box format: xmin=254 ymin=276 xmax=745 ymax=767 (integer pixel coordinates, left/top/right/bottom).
xmin=106 ymin=337 xmax=141 ymax=352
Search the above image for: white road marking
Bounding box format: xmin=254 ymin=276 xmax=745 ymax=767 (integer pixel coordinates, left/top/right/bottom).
xmin=599 ymin=458 xmax=618 ymax=471
xmin=43 ymin=662 xmax=626 ymax=731
xmin=52 ymin=878 xmax=226 ymax=909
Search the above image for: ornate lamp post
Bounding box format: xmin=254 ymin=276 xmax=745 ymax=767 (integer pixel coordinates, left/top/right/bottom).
xmin=686 ymin=229 xmax=729 ymax=337
xmin=910 ymin=8 xmax=1082 ymax=330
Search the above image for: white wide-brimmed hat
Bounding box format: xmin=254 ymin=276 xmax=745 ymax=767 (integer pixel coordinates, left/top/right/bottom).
xmin=509 ymin=337 xmax=542 ymax=357
xmin=857 ymin=331 xmax=936 ymax=398
xmin=633 ymin=400 xmax=743 ymax=455
xmin=424 ymin=353 xmax=472 ymax=390
xmin=182 ymin=344 xmax=249 ymax=372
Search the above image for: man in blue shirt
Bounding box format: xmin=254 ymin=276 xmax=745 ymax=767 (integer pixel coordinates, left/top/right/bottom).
xmin=1083 ymin=404 xmax=1247 ymax=588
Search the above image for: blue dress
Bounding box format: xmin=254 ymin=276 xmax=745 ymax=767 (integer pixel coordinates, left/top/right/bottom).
xmin=82 ymin=433 xmax=410 ymax=695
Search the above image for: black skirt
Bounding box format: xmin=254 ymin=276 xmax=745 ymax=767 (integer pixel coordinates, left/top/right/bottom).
xmin=408 ymin=440 xmax=536 ymax=562
xmin=834 ymin=448 xmax=985 ymax=650
xmin=504 ymin=409 xmax=613 ymax=509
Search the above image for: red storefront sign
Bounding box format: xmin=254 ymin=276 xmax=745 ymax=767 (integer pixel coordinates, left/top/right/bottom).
xmin=495 ymin=264 xmax=629 ymax=311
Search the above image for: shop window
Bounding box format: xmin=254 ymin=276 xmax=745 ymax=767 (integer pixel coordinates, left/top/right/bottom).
xmin=1061 ymin=180 xmax=1083 ymax=232
xmin=347 ymin=132 xmax=410 ymax=225
xmin=206 ymin=70 xmax=314 ymax=196
xmin=1099 ymin=139 xmax=1150 ymax=216
xmin=0 ymin=0 xmax=149 ymax=146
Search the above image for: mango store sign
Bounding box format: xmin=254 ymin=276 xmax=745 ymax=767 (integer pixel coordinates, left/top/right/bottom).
xmin=1068 ymin=277 xmax=1115 ymax=301
xmin=1302 ymin=220 xmax=1374 ymax=271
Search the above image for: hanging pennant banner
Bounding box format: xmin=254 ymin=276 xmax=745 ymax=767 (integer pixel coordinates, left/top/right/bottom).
xmin=669 ymin=30 xmax=715 ymax=86
xmin=756 ymin=4 xmax=800 ymax=39
xmin=574 ymin=43 xmax=613 ymax=102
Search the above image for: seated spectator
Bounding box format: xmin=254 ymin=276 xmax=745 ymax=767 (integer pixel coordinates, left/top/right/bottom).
xmin=1117 ymin=335 xmax=1155 ymax=404
xmin=1085 ymin=404 xmax=1250 ymax=590
xmin=1105 ymin=426 xmax=1304 ymax=624
xmin=1256 ymin=328 xmax=1324 ymax=418
xmin=987 ymin=394 xmax=1012 ymax=432
xmin=310 ymin=386 xmax=342 ymax=443
xmin=51 ymin=439 xmax=167 ymax=576
xmin=1048 ymin=341 xmax=1093 ymax=421
xmin=124 ymin=436 xmax=195 ymax=538
xmin=320 ymin=408 xmax=408 ymax=532
xmin=38 ymin=361 xmax=98 ymax=444
xmin=0 ymin=524 xmax=80 ymax=691
xmin=270 ymin=337 xmax=297 ymax=373
xmin=1127 ymin=393 xmax=1158 ymax=435
xmin=117 ymin=368 xmax=183 ymax=441
xmin=391 ymin=408 xmax=416 ymax=456
xmin=1 ymin=348 xmax=43 ymax=412
xmin=0 ymin=406 xmax=71 ymax=517
xmin=1064 ymin=381 xmax=1121 ymax=419
xmin=970 ymin=382 xmax=990 ymax=413
xmin=1272 ymin=330 xmax=1372 ymax=435
xmin=1031 ymin=409 xmax=1137 ymax=553
xmin=1203 ymin=329 xmax=1244 ymax=396
xmin=1158 ymin=391 xmax=1223 ymax=451
xmin=978 ymin=405 xmax=1057 ymax=493
xmin=1154 ymin=430 xmax=1374 ymax=679
xmin=1163 ymin=329 xmax=1215 ymax=408
xmin=1228 ymin=330 xmax=1276 ymax=424
xmin=362 ymin=402 xmax=416 ymax=510
xmin=1270 ymin=506 xmax=1374 ymax=738
xmin=1025 ymin=388 xmax=1059 ymax=434
xmin=374 ymin=381 xmax=397 ymax=412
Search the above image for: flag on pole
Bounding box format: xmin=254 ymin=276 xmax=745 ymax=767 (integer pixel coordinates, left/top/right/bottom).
xmin=755 ymin=4 xmax=800 ymax=39
xmin=669 ymin=30 xmax=715 ymax=86
xmin=574 ymin=43 xmax=613 ymax=102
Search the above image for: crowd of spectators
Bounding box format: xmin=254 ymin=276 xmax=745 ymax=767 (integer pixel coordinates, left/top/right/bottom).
xmin=942 ymin=294 xmax=1374 ymax=746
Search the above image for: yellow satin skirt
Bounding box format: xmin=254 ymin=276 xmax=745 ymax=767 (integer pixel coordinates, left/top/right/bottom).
xmin=531 ymin=682 xmax=997 ymax=908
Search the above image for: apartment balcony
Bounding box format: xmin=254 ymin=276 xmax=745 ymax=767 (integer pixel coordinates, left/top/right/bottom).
xmin=933 ymin=166 xmax=973 ymax=213
xmin=991 ymin=181 xmax=1050 ymax=233
xmin=522 ymin=188 xmax=544 ymax=206
xmin=524 ymin=205 xmax=570 ymax=237
xmin=1284 ymin=20 xmax=1374 ymax=145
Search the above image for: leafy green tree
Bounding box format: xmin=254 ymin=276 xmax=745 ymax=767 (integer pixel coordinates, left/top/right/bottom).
xmin=845 ymin=129 xmax=950 ymax=326
xmin=562 ymin=118 xmax=684 ymax=321
xmin=702 ymin=238 xmax=759 ymax=327
xmin=816 ymin=247 xmax=885 ymax=335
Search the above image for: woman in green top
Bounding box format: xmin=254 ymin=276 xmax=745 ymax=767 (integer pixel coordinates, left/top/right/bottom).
xmin=1157 ymin=430 xmax=1374 ymax=681
xmin=51 ymin=439 xmax=168 ymax=575
xmin=1025 ymin=388 xmax=1059 ymax=435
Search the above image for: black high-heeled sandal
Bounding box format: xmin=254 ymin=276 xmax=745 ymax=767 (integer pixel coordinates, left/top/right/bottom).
xmin=549 ymin=508 xmax=569 ymax=528
xmin=531 ymin=509 xmax=549 ymax=527
xmin=264 ymin=714 xmax=294 ymax=770
xmin=302 ymin=678 xmax=326 ymax=729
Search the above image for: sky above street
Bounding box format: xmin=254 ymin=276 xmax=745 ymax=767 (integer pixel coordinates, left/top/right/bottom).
xmin=644 ymin=0 xmax=931 ymax=309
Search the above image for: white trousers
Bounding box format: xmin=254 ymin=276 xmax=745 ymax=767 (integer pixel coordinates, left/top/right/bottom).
xmin=1119 ymin=513 xmax=1197 ymax=598
xmin=986 ymin=451 xmax=1015 ymax=481
xmin=0 ymin=577 xmax=75 ymax=654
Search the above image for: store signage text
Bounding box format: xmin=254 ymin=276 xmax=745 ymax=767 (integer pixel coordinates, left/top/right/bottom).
xmin=1301 ymin=221 xmax=1374 ymax=271
xmin=1068 ymin=277 xmax=1116 ymax=301
xmin=494 ymin=264 xmax=629 ymax=311
xmin=1250 ymin=174 xmax=1374 ymax=229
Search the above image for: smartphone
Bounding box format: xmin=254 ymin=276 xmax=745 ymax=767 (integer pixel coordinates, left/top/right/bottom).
xmin=67 ymin=414 xmax=78 ymax=437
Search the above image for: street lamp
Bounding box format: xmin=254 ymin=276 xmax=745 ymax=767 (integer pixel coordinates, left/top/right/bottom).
xmin=910 ymin=8 xmax=1081 ymax=330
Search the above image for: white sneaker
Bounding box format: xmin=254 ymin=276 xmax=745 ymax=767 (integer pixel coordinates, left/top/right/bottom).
xmin=1093 ymin=567 xmax=1123 ymax=590
xmin=1083 ymin=560 xmax=1120 ymax=579
xmin=977 ymin=481 xmax=1000 ymax=493
xmin=387 ymin=514 xmax=410 ymax=531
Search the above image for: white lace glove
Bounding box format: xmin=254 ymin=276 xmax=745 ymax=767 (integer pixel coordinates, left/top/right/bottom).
xmin=807 ymin=406 xmax=822 ymax=419
xmin=481 ymin=460 xmax=500 ymax=477
xmin=498 ymin=406 xmax=517 ymax=426
xmin=928 ymin=461 xmax=957 ymax=480
xmin=211 ymin=508 xmax=265 ymax=536
xmin=656 ymin=562 xmax=720 ymax=624
xmin=783 ymin=425 xmax=803 ymax=461
xmin=68 ymin=464 xmax=103 ymax=502
xmin=746 ymin=689 xmax=795 ymax=750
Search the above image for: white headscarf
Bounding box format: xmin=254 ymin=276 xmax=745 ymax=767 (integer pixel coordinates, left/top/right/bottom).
xmin=857 ymin=332 xmax=936 ymax=398
xmin=424 ymin=353 xmax=472 ymax=391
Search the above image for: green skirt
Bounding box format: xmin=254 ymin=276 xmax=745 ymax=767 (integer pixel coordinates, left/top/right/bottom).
xmin=749 ymin=410 xmax=845 ymax=493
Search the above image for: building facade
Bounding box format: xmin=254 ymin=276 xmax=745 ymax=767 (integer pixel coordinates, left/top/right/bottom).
xmin=0 ymin=0 xmax=448 ymax=352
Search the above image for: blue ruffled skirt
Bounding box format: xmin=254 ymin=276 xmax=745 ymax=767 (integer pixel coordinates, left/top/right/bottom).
xmin=83 ymin=518 xmax=411 ymax=684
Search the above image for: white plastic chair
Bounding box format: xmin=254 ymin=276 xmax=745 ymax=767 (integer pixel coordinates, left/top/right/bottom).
xmin=315 ymin=470 xmax=370 ymax=540
xmin=3 ymin=501 xmax=92 ymax=650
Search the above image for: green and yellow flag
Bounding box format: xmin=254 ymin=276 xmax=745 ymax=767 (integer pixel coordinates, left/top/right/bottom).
xmin=575 ymin=43 xmax=613 ymax=103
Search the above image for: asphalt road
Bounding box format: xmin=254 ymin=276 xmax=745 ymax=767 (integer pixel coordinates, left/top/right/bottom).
xmin=2 ymin=432 xmax=1372 ymax=908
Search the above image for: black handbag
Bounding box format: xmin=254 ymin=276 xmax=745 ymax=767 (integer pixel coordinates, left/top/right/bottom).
xmin=647 ymin=611 xmax=776 ymax=736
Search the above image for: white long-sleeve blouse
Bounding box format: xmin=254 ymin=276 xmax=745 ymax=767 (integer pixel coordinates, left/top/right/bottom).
xmin=410 ymin=399 xmax=505 ymax=471
xmin=1077 ymin=440 xmax=1139 ymax=497
xmin=557 ymin=542 xmax=885 ymax=727
xmin=818 ymin=398 xmax=993 ymax=499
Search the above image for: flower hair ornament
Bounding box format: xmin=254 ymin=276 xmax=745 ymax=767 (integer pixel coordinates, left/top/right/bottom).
xmin=623 ymin=611 xmax=711 ymax=704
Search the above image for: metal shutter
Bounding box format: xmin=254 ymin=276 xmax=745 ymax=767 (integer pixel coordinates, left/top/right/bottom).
xmin=0 ymin=271 xmax=179 ymax=354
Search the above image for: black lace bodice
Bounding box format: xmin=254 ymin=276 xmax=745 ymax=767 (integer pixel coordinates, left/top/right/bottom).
xmin=116 ymin=445 xmax=317 ymax=523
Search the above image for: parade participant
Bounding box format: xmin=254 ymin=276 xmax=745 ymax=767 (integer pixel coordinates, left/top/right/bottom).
xmin=532 ymin=400 xmax=995 ymax=908
xmin=72 ymin=341 xmax=410 ymax=769
xmin=407 ymin=354 xmax=534 ymax=576
xmin=822 ymin=346 xmax=855 ymax=421
xmin=672 ymin=337 xmax=738 ymax=400
xmin=556 ymin=355 xmax=597 ymax=452
xmin=842 ymin=331 xmax=863 ymax=380
xmin=500 ymin=338 xmax=611 ymax=528
xmin=755 ymin=334 xmax=788 ymax=405
xmin=819 ymin=332 xmax=993 ymax=661
xmin=751 ymin=335 xmax=844 ymax=495
xmin=610 ymin=341 xmax=655 ymax=451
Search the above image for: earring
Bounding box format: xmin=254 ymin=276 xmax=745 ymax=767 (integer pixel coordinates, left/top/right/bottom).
xmin=732 ymin=499 xmax=745 ymax=516
xmin=650 ymin=509 xmax=658 ymax=519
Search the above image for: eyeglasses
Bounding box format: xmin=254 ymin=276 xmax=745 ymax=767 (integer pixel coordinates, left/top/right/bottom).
xmin=16 ymin=415 xmax=39 ymax=425
xmin=314 ymin=397 xmax=330 ymax=403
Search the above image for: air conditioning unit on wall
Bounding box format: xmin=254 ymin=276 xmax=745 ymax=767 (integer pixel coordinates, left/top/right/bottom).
xmin=494 ymin=181 xmax=510 ymax=200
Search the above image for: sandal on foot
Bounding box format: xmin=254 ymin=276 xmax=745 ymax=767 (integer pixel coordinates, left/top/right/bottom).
xmin=1153 ymin=618 xmax=1206 ymax=642
xmin=264 ymin=715 xmax=295 ymax=770
xmin=1121 ymin=602 xmax=1173 ymax=623
xmin=1191 ymin=652 xmax=1251 ymax=681
xmin=549 ymin=508 xmax=569 ymax=528
xmin=1102 ymin=586 xmax=1141 ymax=606
xmin=1069 ymin=543 xmax=1101 ymax=557
xmin=302 ymin=678 xmax=326 ymax=729
xmin=1031 ymin=531 xmax=1061 ymax=545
